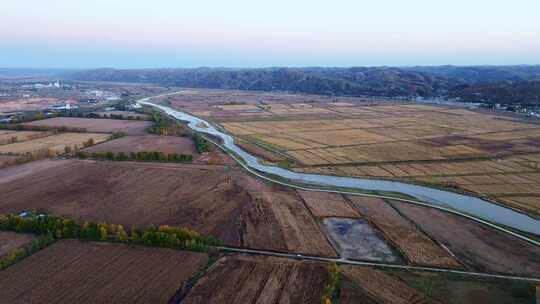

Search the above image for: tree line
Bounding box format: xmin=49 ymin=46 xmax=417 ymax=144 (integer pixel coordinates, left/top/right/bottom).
xmin=0 ymin=123 xmax=87 ymax=133
xmin=58 ymin=111 xmax=150 ymax=121
xmin=0 ymin=213 xmax=222 ymax=254
xmin=76 ymin=150 xmax=193 ymax=162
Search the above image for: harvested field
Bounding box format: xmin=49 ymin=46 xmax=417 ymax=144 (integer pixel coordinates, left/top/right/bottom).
xmin=222 ymin=103 xmax=540 ymax=171
xmin=391 ymin=202 xmax=540 ymax=276
xmin=391 ymin=270 xmax=538 ymax=304
xmin=91 ymin=111 xmax=150 ymax=120
xmin=297 ymin=154 xmax=540 ymax=216
xmin=24 ymin=117 xmax=153 ymax=135
xmin=245 ymin=190 xmax=337 ymax=257
xmin=0 ymin=132 xmax=109 ymax=155
xmin=0 ymin=97 xmax=65 ymax=114
xmin=182 ymin=255 xmax=328 ymax=304
xmin=0 ymin=231 xmax=35 ymax=259
xmin=0 ymin=159 xmax=334 ymax=256
xmin=341 ymin=266 xmax=439 ymax=304
xmin=0 ymin=130 xmax=51 ymax=145
xmin=346 ymin=196 xmax=462 ymax=268
xmin=235 ymin=139 xmax=284 ymax=162
xmin=82 ymin=135 xmax=198 ymax=155
xmin=0 ymin=239 xmax=207 ymax=304
xmin=297 ymin=190 xmax=359 ymax=218
xmin=322 ymin=218 xmax=399 ymax=262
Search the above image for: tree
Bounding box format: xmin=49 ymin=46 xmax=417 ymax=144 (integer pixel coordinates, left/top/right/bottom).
xmin=99 ymin=225 xmax=108 ymax=241
xmin=130 ymin=225 xmax=140 ymax=244
xmin=116 ymin=225 xmax=128 ymax=242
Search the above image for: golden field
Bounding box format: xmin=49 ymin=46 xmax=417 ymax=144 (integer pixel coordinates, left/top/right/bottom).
xmin=0 ymin=132 xmax=109 ymax=155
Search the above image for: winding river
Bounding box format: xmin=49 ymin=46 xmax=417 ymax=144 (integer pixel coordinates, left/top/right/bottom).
xmin=139 ymin=96 xmax=540 ymax=237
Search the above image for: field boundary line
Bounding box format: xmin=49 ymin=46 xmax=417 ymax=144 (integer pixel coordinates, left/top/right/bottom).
xmin=215 ymin=246 xmax=540 ymax=283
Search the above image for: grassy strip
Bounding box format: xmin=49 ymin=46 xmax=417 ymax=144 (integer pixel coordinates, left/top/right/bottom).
xmin=76 ymin=151 xmax=194 ymax=163
xmin=0 ymin=234 xmax=56 ymax=271
xmin=0 ymin=213 xmax=222 ymax=254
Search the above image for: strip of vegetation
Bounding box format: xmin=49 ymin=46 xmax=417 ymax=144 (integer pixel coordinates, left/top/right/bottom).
xmin=58 ymin=111 xmax=149 ymax=121
xmin=146 ymin=111 xmax=189 ymax=136
xmin=0 ymin=123 xmax=87 ymax=133
xmin=194 ymin=134 xmax=212 ymax=153
xmin=321 ymin=262 xmax=340 ymax=304
xmin=0 ymin=234 xmax=56 ymax=271
xmin=76 ymin=150 xmax=193 ymax=162
xmin=0 ymin=213 xmax=222 ymax=254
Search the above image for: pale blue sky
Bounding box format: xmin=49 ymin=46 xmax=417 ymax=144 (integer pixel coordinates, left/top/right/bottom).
xmin=1 ymin=0 xmax=539 ymax=68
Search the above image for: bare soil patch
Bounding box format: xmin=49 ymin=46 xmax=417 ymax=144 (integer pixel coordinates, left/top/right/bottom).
xmin=347 ymin=196 xmax=462 ymax=268
xmin=0 ymin=231 xmax=35 ymax=259
xmin=0 ymin=239 xmax=207 ymax=304
xmin=24 ymin=117 xmax=152 ymax=135
xmin=182 ymin=255 xmax=328 ymax=304
xmin=323 ymin=218 xmax=399 ymax=262
xmin=392 ymin=202 xmax=540 ymax=276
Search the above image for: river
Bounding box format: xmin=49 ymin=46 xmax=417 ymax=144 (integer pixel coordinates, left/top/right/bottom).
xmin=139 ymin=97 xmax=540 ymax=236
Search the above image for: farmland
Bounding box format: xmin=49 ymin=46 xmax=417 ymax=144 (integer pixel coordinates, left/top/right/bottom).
xmin=0 ymin=240 xmax=207 ymax=303
xmin=0 ymin=131 xmax=109 ymax=155
xmin=0 ymin=130 xmax=52 ymax=144
xmin=24 ymin=117 xmax=152 ymax=135
xmin=0 ymin=159 xmax=335 ymax=257
xmin=0 ymin=97 xmax=66 ymax=114
xmin=391 ymin=201 xmax=540 ymax=276
xmin=181 ymin=255 xmax=328 ymax=304
xmin=184 ymin=99 xmax=540 ymax=216
xmin=82 ymin=135 xmax=198 ymax=155
xmin=340 ymin=266 xmax=438 ymax=304
xmin=346 ymin=196 xmax=462 ymax=269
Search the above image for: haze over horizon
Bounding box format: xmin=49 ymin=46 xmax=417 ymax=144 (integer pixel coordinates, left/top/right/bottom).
xmin=2 ymin=0 xmax=539 ymax=69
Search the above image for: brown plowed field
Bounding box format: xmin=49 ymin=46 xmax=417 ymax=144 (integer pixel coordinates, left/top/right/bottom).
xmin=0 ymin=159 xmax=334 ymax=256
xmin=242 ymin=190 xmax=337 ymax=257
xmin=297 ymin=190 xmax=360 ymax=218
xmin=182 ymin=255 xmax=328 ymax=304
xmin=24 ymin=117 xmax=152 ymax=135
xmin=83 ymin=135 xmax=198 ymax=155
xmin=0 ymin=240 xmax=207 ymax=304
xmin=346 ymin=196 xmax=462 ymax=269
xmin=0 ymin=231 xmax=35 ymax=259
xmin=341 ymin=266 xmax=440 ymax=304
xmin=392 ymin=202 xmax=540 ymax=276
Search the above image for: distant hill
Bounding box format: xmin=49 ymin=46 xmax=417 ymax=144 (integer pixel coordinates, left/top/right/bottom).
xmin=66 ymin=65 xmax=540 ymax=103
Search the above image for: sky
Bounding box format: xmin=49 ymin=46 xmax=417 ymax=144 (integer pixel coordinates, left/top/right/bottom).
xmin=1 ymin=0 xmax=539 ymax=68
